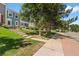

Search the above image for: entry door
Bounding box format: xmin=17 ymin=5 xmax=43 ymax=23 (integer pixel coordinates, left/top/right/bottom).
xmin=0 ymin=13 xmax=3 ymax=23
xmin=0 ymin=13 xmax=1 ymax=23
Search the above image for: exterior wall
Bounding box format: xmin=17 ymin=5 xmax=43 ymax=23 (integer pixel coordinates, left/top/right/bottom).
xmin=6 ymin=9 xmax=13 ymax=27
xmin=29 ymin=22 xmax=35 ymax=28
xmin=0 ymin=13 xmax=1 ymax=23
xmin=0 ymin=3 xmax=6 ymax=25
xmin=13 ymin=12 xmax=20 ymax=27
xmin=6 ymin=9 xmax=20 ymax=28
xmin=6 ymin=18 xmax=12 ymax=27
xmin=20 ymin=20 xmax=29 ymax=28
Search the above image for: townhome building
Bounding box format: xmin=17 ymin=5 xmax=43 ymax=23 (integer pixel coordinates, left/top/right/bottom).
xmin=20 ymin=20 xmax=29 ymax=28
xmin=0 ymin=3 xmax=20 ymax=28
xmin=0 ymin=3 xmax=33 ymax=28
xmin=6 ymin=9 xmax=20 ymax=28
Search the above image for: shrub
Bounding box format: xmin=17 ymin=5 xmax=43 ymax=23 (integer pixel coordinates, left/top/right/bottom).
xmin=20 ymin=28 xmax=39 ymax=35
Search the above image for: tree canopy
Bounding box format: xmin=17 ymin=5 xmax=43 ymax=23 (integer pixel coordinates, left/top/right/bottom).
xmin=20 ymin=3 xmax=78 ymax=35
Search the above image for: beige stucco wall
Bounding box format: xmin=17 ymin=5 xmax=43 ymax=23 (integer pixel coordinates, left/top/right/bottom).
xmin=0 ymin=3 xmax=6 ymax=24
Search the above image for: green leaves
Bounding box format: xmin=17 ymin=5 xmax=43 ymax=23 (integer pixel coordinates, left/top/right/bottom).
xmin=20 ymin=3 xmax=76 ymax=33
xmin=70 ymin=24 xmax=79 ymax=32
xmin=67 ymin=16 xmax=78 ymax=24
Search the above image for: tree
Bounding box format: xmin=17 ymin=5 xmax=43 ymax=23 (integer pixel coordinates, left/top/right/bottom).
xmin=20 ymin=3 xmax=73 ymax=36
xmin=57 ymin=16 xmax=78 ymax=32
xmin=70 ymin=24 xmax=79 ymax=32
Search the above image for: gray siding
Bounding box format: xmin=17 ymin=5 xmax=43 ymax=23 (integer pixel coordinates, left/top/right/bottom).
xmin=7 ymin=9 xmax=20 ymax=28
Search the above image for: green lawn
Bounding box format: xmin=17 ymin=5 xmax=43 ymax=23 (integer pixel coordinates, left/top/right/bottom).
xmin=0 ymin=27 xmax=22 ymax=39
xmin=0 ymin=27 xmax=44 ymax=56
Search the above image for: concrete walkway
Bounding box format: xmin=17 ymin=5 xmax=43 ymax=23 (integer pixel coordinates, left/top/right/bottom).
xmin=31 ymin=38 xmax=48 ymax=42
xmin=34 ymin=33 xmax=79 ymax=56
xmin=61 ymin=36 xmax=79 ymax=56
xmin=34 ymin=38 xmax=64 ymax=56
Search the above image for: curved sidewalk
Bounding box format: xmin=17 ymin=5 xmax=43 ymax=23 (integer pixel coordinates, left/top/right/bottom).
xmin=33 ymin=38 xmax=64 ymax=56
xmin=33 ymin=34 xmax=79 ymax=56
xmin=61 ymin=36 xmax=79 ymax=56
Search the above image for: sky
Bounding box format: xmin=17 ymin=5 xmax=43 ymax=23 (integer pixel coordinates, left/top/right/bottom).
xmin=6 ymin=3 xmax=22 ymax=12
xmin=7 ymin=3 xmax=79 ymax=24
xmin=65 ymin=3 xmax=79 ymax=24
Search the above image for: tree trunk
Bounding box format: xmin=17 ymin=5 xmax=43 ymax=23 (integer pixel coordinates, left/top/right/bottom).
xmin=46 ymin=24 xmax=51 ymax=35
xmin=39 ymin=29 xmax=42 ymax=36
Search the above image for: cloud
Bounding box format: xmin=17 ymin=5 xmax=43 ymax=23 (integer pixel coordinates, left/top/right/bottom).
xmin=71 ymin=6 xmax=79 ymax=13
xmin=65 ymin=6 xmax=72 ymax=11
xmin=66 ymin=5 xmax=79 ymax=14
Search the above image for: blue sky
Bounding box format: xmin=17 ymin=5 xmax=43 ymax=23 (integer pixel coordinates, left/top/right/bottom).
xmin=7 ymin=3 xmax=79 ymax=24
xmin=65 ymin=3 xmax=79 ymax=24
xmin=6 ymin=3 xmax=22 ymax=12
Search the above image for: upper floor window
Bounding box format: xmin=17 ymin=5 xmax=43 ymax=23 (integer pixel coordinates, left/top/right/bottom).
xmin=7 ymin=10 xmax=13 ymax=18
xmin=15 ymin=15 xmax=18 ymax=18
xmin=16 ymin=21 xmax=18 ymax=25
xmin=9 ymin=13 xmax=12 ymax=16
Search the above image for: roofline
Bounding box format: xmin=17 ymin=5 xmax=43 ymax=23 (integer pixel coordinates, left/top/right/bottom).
xmin=7 ymin=8 xmax=19 ymax=14
xmin=0 ymin=3 xmax=19 ymax=14
xmin=0 ymin=3 xmax=6 ymax=5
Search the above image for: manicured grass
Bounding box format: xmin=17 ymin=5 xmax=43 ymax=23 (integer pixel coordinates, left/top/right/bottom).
xmin=0 ymin=27 xmax=44 ymax=56
xmin=0 ymin=27 xmax=22 ymax=39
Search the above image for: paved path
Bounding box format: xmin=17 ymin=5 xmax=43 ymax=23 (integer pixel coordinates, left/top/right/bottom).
xmin=34 ymin=34 xmax=79 ymax=56
xmin=58 ymin=32 xmax=79 ymax=42
xmin=61 ymin=36 xmax=79 ymax=56
xmin=64 ymin=32 xmax=79 ymax=42
xmin=34 ymin=38 xmax=64 ymax=56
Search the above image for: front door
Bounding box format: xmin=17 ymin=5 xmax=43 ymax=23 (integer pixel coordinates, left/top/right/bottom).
xmin=0 ymin=13 xmax=3 ymax=24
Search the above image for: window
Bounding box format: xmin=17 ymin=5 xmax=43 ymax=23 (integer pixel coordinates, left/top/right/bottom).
xmin=15 ymin=16 xmax=18 ymax=18
xmin=8 ymin=20 xmax=10 ymax=25
xmin=25 ymin=23 xmax=28 ymax=27
xmin=7 ymin=10 xmax=13 ymax=17
xmin=21 ymin=23 xmax=23 ymax=25
xmin=15 ymin=13 xmax=18 ymax=19
xmin=16 ymin=21 xmax=18 ymax=25
xmin=9 ymin=13 xmax=12 ymax=16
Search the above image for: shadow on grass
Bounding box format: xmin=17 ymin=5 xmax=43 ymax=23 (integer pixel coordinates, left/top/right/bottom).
xmin=0 ymin=37 xmax=32 ymax=56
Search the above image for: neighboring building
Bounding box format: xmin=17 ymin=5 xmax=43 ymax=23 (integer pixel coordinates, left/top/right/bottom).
xmin=0 ymin=3 xmax=33 ymax=28
xmin=28 ymin=22 xmax=35 ymax=28
xmin=20 ymin=20 xmax=29 ymax=28
xmin=20 ymin=20 xmax=35 ymax=28
xmin=0 ymin=3 xmax=20 ymax=28
xmin=0 ymin=3 xmax=6 ymax=25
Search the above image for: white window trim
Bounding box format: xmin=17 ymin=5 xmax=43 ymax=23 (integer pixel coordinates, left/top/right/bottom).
xmin=15 ymin=21 xmax=18 ymax=26
xmin=7 ymin=18 xmax=12 ymax=26
xmin=7 ymin=10 xmax=13 ymax=18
